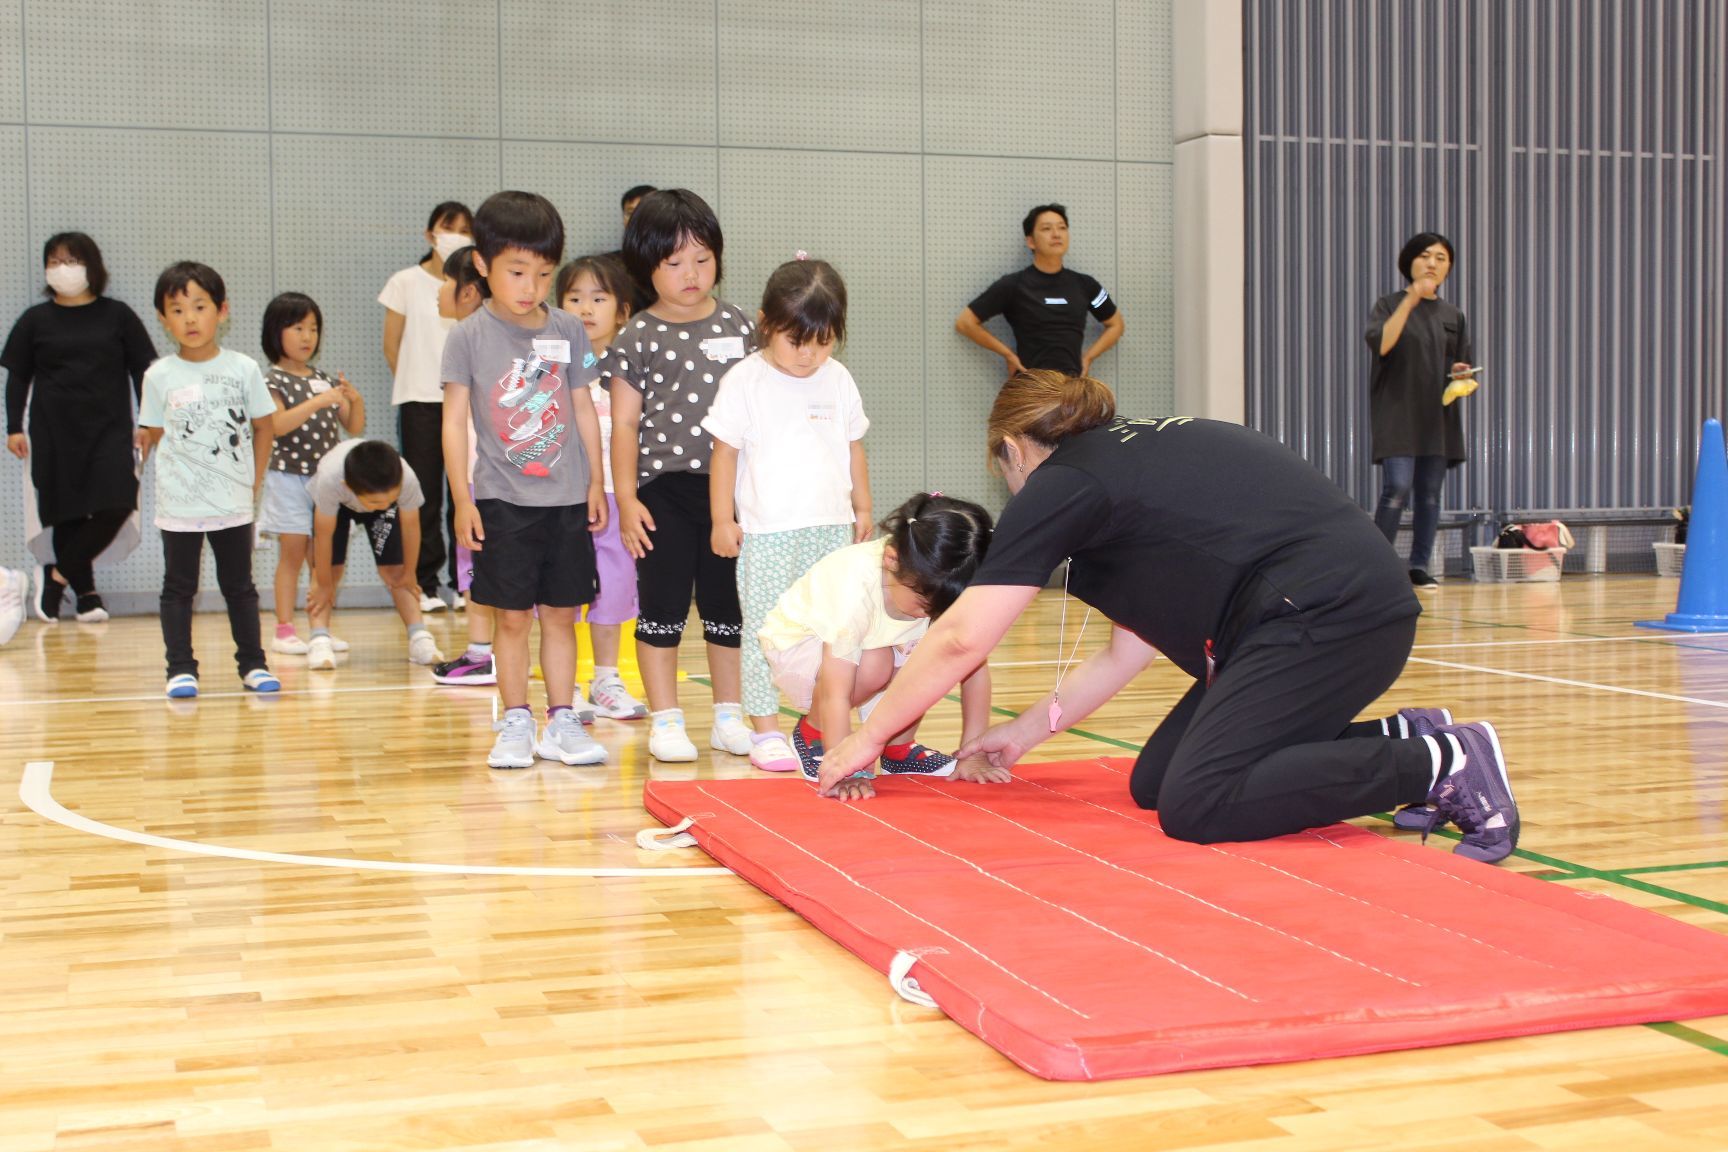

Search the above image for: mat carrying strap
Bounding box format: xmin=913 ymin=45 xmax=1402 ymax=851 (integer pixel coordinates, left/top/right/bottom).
xmin=636 ymin=817 xmax=700 ymax=851
xmin=889 ymin=949 xmax=943 ymax=1010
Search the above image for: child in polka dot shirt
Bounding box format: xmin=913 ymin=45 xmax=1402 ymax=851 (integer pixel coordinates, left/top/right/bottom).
xmin=601 ymin=189 xmax=755 ymax=764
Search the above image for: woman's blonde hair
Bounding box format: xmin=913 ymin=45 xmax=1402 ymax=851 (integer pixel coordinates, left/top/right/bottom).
xmin=985 ymin=369 xmax=1116 ymax=473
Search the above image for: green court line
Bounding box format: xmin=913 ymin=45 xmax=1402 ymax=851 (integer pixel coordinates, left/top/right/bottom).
xmin=1607 ymin=860 xmax=1728 ymax=877
xmin=692 ymin=678 xmax=1728 ymax=1057
xmin=1645 ymin=1022 xmax=1728 ymax=1058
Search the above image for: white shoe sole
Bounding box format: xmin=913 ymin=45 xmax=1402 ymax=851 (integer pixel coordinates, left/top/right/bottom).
xmin=307 ymin=650 xmax=337 ymax=670
xmin=649 ymin=737 xmax=699 ymax=763
xmin=535 ymin=740 xmax=607 ymax=766
xmin=75 ymin=608 xmax=109 ymax=623
xmin=488 ymin=750 xmax=536 ymax=769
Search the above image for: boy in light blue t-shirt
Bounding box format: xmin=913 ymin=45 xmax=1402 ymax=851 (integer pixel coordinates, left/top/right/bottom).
xmin=137 ymin=261 xmax=279 ymax=699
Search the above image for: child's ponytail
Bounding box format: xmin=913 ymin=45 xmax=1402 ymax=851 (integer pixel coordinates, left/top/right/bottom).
xmin=880 ymin=493 xmax=994 ymax=618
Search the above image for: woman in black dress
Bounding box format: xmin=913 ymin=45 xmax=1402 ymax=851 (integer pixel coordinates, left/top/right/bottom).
xmin=1365 ymin=231 xmax=1476 ymax=588
xmin=3 ymin=233 xmax=157 ymax=622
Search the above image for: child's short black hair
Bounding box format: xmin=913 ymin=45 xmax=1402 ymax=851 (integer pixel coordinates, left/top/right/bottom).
xmin=620 ymin=184 xmax=657 ymax=210
xmin=154 ymin=261 xmax=226 ymax=312
xmin=472 ymin=190 xmax=565 ymax=265
xmin=260 ymin=292 xmax=323 ymax=363
xmin=1397 ymin=231 xmax=1457 ymax=281
xmin=343 ymin=440 xmax=404 ymax=497
xmin=880 ymin=493 xmax=994 ymax=618
xmin=621 ymin=188 xmax=724 ymax=290
xmin=758 ymin=257 xmax=847 ymax=348
xmin=41 ymin=231 xmax=109 ymax=298
xmin=443 ymin=245 xmax=491 ymax=300
xmin=1023 ymin=203 xmax=1068 ymax=236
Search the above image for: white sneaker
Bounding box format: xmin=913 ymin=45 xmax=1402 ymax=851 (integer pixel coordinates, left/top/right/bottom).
xmin=570 ymin=684 xmax=598 ymax=724
xmin=710 ymin=707 xmax=753 ymax=756
xmin=536 ymin=709 xmax=607 ymax=765
xmin=419 ymin=592 xmax=447 ymax=613
xmin=271 ymin=633 xmax=310 ymax=655
xmin=306 ymin=634 xmax=337 ymax=670
xmin=0 ymin=568 xmax=26 ymax=646
xmin=748 ymin=733 xmax=800 ymax=773
xmin=488 ymin=708 xmax=537 ymax=769
xmin=330 ymin=635 xmax=351 ymax=652
xmin=649 ymin=709 xmax=698 ymax=762
xmin=407 ymin=631 xmax=444 ymax=665
xmin=448 ymin=590 xmax=466 ymax=612
xmin=588 ymin=676 xmax=648 ymax=720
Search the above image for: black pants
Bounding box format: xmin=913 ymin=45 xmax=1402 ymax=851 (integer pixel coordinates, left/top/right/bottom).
xmin=397 ymin=400 xmax=446 ymax=596
xmin=160 ymin=525 xmax=266 ymax=679
xmin=1130 ymin=614 xmax=1434 ymax=844
xmin=633 ymin=471 xmax=742 ymax=648
xmin=50 ymin=508 xmax=131 ymax=595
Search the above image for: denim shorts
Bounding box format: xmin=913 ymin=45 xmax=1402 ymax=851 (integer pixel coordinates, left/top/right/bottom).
xmin=257 ymin=470 xmax=314 ymax=537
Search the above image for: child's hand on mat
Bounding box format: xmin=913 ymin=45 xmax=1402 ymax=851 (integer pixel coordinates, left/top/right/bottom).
xmin=711 ymin=520 xmax=742 ymax=558
xmin=953 ymin=754 xmax=1012 ymax=785
xmin=830 ymin=774 xmax=876 ymax=802
xmin=618 ymin=498 xmax=656 ymax=559
xmin=454 ymin=502 xmax=485 ymax=551
xmin=818 ymin=731 xmax=882 ymax=796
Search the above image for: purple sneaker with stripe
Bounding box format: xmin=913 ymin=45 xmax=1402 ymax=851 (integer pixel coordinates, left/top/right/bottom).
xmin=1424 ymin=721 xmax=1519 ymax=864
xmin=1391 ymin=708 xmax=1455 ymax=830
xmin=432 ymin=651 xmax=496 ymax=686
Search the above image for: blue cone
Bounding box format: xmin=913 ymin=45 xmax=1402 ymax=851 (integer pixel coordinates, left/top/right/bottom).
xmin=1639 ymin=418 xmax=1728 ymax=632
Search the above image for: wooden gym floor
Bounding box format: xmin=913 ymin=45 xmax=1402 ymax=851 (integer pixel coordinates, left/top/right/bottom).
xmin=1 ymin=574 xmax=1725 ymax=1151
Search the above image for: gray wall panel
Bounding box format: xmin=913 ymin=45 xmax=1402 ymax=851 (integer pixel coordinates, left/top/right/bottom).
xmin=503 ymin=0 xmax=716 ymax=146
xmin=717 ymin=0 xmax=920 ymax=154
xmin=271 ymin=1 xmax=499 ymax=137
xmin=0 ymin=1 xmax=1174 ymax=606
xmin=1246 ymin=0 xmax=1726 ymax=517
xmin=25 ymin=0 xmax=266 ymax=130
xmin=924 ymin=0 xmax=1116 ymax=161
xmin=0 ymin=1 xmax=21 ymax=124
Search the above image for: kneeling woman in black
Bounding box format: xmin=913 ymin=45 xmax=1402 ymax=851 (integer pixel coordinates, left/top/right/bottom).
xmin=817 ymin=370 xmax=1520 ymax=863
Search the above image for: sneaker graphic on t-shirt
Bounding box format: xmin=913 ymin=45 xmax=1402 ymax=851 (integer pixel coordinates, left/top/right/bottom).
xmin=491 ymin=354 xmax=567 ymax=477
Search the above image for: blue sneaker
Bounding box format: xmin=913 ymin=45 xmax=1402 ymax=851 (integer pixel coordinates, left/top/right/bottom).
xmin=878 ymin=743 xmax=957 ymax=777
xmin=165 ymin=673 xmax=199 ymax=699
xmin=242 ymin=668 xmax=281 ymax=693
xmin=791 ymin=717 xmax=825 ymax=782
xmin=1424 ymin=721 xmax=1519 ymax=864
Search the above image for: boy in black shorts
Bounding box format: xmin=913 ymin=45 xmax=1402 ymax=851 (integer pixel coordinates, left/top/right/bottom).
xmin=305 ymin=438 xmax=443 ymax=670
xmin=441 ymin=191 xmax=609 ymax=769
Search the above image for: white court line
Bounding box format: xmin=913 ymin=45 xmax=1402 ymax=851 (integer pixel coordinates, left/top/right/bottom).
xmin=16 ymin=761 xmax=734 ymax=878
xmin=1406 ymin=657 xmax=1728 ymax=710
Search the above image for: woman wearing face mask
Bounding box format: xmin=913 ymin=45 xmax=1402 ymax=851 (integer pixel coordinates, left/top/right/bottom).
xmin=3 ymin=232 xmax=157 ymax=623
xmin=379 ymin=200 xmax=473 ymax=612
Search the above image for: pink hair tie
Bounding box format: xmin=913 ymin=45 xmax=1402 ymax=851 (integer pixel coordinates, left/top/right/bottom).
xmin=794 ymin=249 xmax=809 ymax=261
xmin=929 ymin=490 xmax=942 ymax=497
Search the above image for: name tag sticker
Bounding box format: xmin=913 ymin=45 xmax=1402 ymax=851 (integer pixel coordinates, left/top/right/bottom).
xmin=307 ymin=376 xmax=333 ymax=394
xmin=1043 ymin=297 xmax=1069 ymax=305
xmin=700 ymin=336 xmax=746 ymax=362
xmin=167 ymin=386 xmax=201 ymax=409
xmin=532 ymin=338 xmax=571 ymax=363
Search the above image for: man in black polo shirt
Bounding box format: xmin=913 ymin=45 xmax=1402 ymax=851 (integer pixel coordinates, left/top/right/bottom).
xmin=956 ymin=203 xmax=1126 ymax=379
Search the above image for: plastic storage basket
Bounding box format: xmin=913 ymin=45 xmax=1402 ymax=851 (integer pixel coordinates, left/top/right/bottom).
xmin=1470 ymin=546 xmax=1567 ymax=583
xmin=1653 ymin=541 xmax=1686 ymax=578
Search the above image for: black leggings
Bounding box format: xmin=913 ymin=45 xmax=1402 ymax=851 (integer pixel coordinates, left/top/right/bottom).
xmin=397 ymin=400 xmax=446 ymax=596
xmin=1130 ymin=614 xmax=1435 ymax=843
xmin=50 ymin=508 xmax=131 ymax=594
xmin=159 ymin=525 xmax=266 ymax=679
xmin=633 ymin=471 xmax=742 ymax=649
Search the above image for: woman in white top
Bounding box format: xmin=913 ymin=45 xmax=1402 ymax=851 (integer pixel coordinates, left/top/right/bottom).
xmin=379 ymin=200 xmax=471 ymax=610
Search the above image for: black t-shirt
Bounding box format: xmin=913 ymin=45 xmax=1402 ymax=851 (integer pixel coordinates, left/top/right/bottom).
xmin=971 ymin=419 xmax=1419 ymax=679
xmin=1364 ymin=291 xmax=1472 ymax=462
xmin=968 ymin=265 xmax=1117 ymax=374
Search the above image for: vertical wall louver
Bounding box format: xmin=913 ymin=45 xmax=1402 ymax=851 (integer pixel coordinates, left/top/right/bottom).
xmin=1245 ymin=0 xmax=1726 ymax=515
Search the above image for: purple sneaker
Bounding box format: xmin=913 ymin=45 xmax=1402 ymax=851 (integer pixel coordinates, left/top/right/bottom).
xmin=1391 ymin=708 xmax=1456 ymax=830
xmin=879 ymin=743 xmax=957 ymax=777
xmin=432 ymin=651 xmax=497 ymax=686
xmin=1424 ymin=721 xmax=1519 ymax=864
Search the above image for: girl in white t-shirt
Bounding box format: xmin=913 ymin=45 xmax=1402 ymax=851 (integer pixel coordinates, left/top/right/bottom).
xmin=702 ymin=256 xmax=872 ymax=772
xmin=378 ymin=200 xmax=471 ymax=608
xmin=760 ymin=493 xmax=996 ymax=799
xmin=557 ymin=254 xmax=648 ymax=720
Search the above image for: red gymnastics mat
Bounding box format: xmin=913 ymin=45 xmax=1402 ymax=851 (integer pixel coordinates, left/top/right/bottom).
xmin=644 ymin=759 xmax=1728 ymax=1081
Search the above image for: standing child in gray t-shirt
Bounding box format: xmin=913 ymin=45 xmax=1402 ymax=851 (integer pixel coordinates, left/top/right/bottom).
xmin=441 ymin=192 xmax=607 ymax=772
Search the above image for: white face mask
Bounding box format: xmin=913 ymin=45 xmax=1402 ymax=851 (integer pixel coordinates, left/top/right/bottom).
xmin=46 ymin=263 xmax=89 ymax=297
xmin=432 ymin=231 xmax=469 ymax=262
